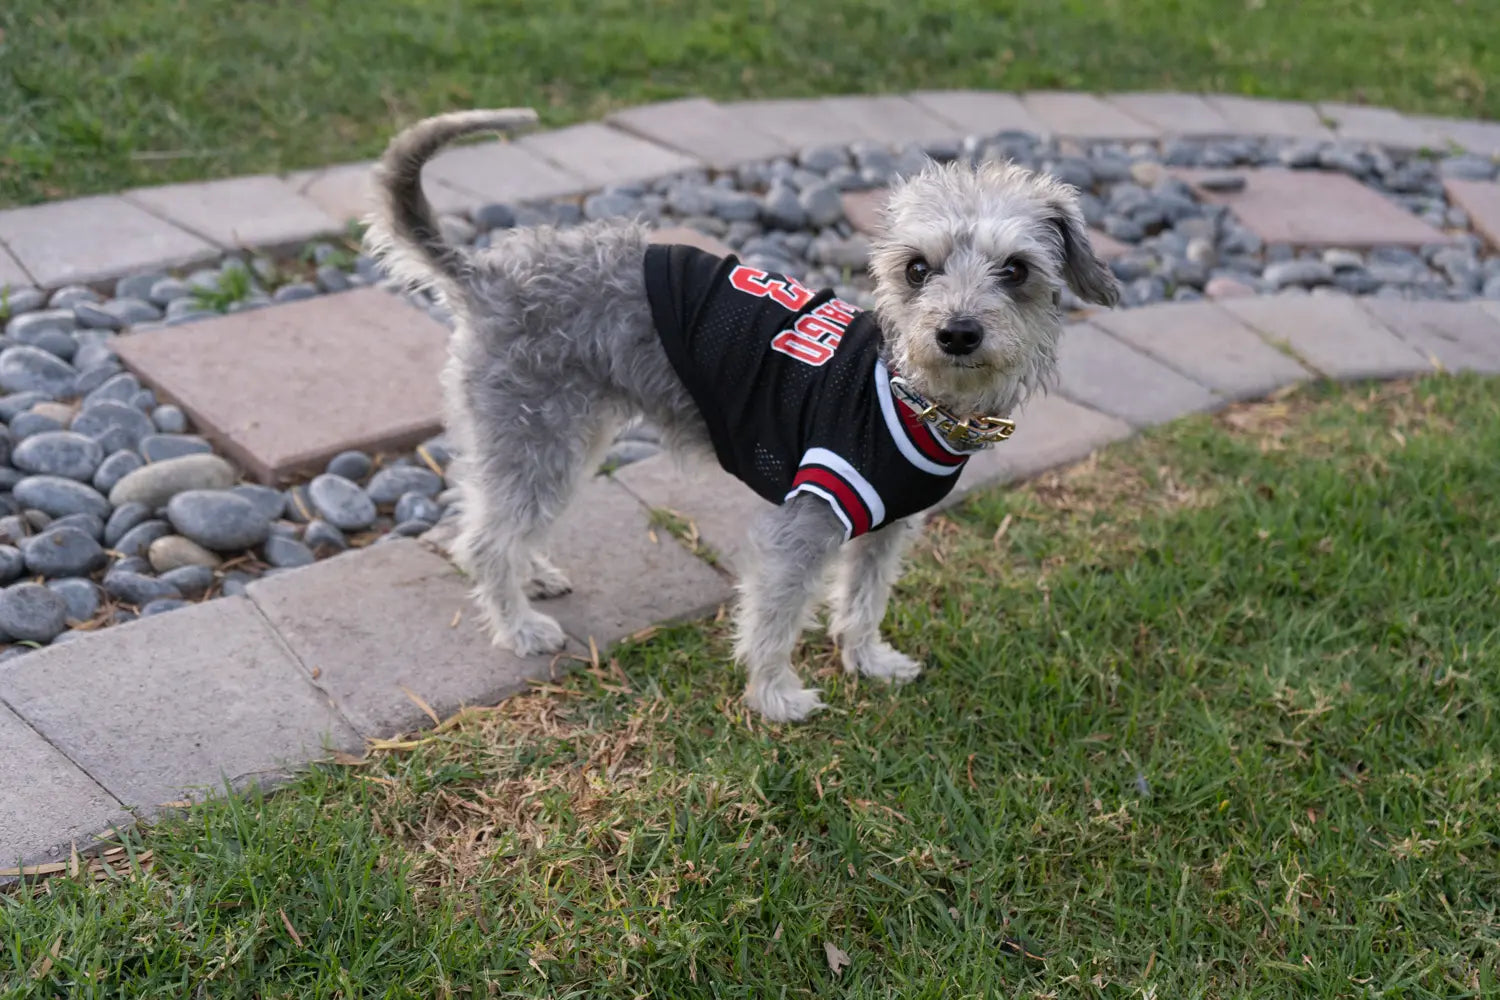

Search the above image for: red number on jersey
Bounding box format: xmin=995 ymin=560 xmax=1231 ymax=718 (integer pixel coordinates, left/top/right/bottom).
xmin=729 ymin=265 xmax=816 ymax=311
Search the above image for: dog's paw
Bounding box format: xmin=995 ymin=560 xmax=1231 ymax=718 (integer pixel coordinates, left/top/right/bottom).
xmin=844 ymin=641 xmax=923 ymax=684
xmin=499 ymin=611 xmax=568 ymax=657
xmin=745 ymin=676 xmax=826 ymax=723
xmin=525 ymin=564 xmax=573 ymax=600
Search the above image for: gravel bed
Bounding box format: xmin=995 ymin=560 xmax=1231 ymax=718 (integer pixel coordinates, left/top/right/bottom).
xmin=0 ymin=128 xmax=1496 ymax=655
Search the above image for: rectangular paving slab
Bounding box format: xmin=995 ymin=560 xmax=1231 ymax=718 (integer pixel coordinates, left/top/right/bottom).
xmin=520 ymin=123 xmax=702 ymax=188
xmin=907 ymin=90 xmax=1049 ymax=138
xmin=114 ymin=287 xmax=449 ymax=483
xmin=1443 ymin=178 xmax=1500 ymax=250
xmin=286 ymin=162 xmax=377 ymax=225
xmin=0 ymin=703 xmax=129 ymax=868
xmin=1021 ymin=91 xmax=1160 ymax=141
xmin=1219 ymin=292 xmax=1434 ymax=381
xmin=612 ymin=456 xmax=776 ymax=576
xmin=1 ymin=243 xmax=32 ymax=291
xmin=1174 ymin=167 xmax=1455 ymax=249
xmin=124 ymin=176 xmax=342 ymax=252
xmin=1317 ymin=102 xmax=1445 ymax=152
xmin=0 ymin=597 xmax=360 ymax=813
xmin=0 ymin=195 xmax=219 ymax=289
xmin=944 ymin=392 xmax=1135 ymax=506
xmin=1204 ymin=96 xmax=1334 ymax=140
xmin=1088 ymin=300 xmax=1311 ymax=400
xmin=1412 ymin=115 xmax=1500 ymax=158
xmin=816 ymin=94 xmax=966 ymax=146
xmin=1356 ymin=299 xmax=1500 ymax=374
xmin=1054 ymin=321 xmax=1223 ymax=426
xmin=719 ymin=99 xmax=871 ymax=150
xmin=248 ymin=538 xmax=567 ymax=738
xmin=1105 ymin=92 xmax=1236 ymax=138
xmin=608 ymin=98 xmax=790 ymax=170
xmin=425 ymin=140 xmax=590 ymax=206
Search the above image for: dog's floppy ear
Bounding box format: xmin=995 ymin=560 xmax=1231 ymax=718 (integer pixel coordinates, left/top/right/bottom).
xmin=1044 ymin=195 xmax=1121 ymax=307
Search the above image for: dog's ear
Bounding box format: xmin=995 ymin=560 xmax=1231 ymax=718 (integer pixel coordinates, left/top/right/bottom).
xmin=1044 ymin=195 xmax=1121 ymax=307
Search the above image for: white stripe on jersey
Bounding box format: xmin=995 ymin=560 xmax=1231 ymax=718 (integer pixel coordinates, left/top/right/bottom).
xmin=873 ymin=360 xmax=964 ymax=477
xmin=798 ymin=446 xmax=886 ymax=526
xmin=785 ymin=484 xmax=854 ymax=540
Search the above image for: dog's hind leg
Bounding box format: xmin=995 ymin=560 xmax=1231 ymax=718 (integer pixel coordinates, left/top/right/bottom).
xmin=735 ymin=496 xmax=846 ymax=722
xmin=829 ymin=515 xmax=924 ymax=683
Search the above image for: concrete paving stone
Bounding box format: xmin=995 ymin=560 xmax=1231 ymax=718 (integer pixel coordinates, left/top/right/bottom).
xmin=520 ymin=122 xmax=703 ymax=187
xmin=114 ymin=287 xmax=447 ymax=483
xmin=612 ymin=455 xmax=775 ymax=575
xmin=247 ymin=538 xmax=564 ymax=738
xmin=0 ymin=702 xmax=129 ymax=867
xmin=907 ymin=90 xmax=1050 ymax=138
xmin=0 ymin=597 xmax=360 ymax=812
xmin=1443 ymin=178 xmax=1500 ymax=250
xmin=649 ymin=226 xmax=734 ymax=258
xmin=1411 ymin=115 xmax=1500 ymax=158
xmin=1356 ymin=299 xmax=1500 ymax=374
xmin=1 ymin=243 xmax=33 ymax=290
xmin=1088 ymin=300 xmax=1311 ymax=400
xmin=0 ymin=195 xmax=218 ymax=289
xmin=124 ymin=175 xmax=342 ymax=251
xmin=1174 ymin=167 xmax=1456 ymax=248
xmin=1219 ymin=292 xmax=1433 ymax=381
xmin=425 ymin=140 xmax=590 ymax=206
xmin=1481 ymin=300 xmax=1500 ymax=327
xmin=287 ymin=161 xmax=378 ymax=225
xmin=816 ymin=94 xmax=968 ymax=146
xmin=1020 ymin=91 xmax=1160 ymax=141
xmin=607 ymin=97 xmax=791 ymax=170
xmin=1054 ymin=321 xmax=1223 ymax=426
xmin=719 ymin=98 xmax=871 ymax=150
xmin=943 ymin=392 xmax=1135 ymax=504
xmin=1204 ymin=95 xmax=1334 ymax=140
xmin=1317 ymin=102 xmax=1446 ymax=152
xmin=1105 ymin=92 xmax=1236 ymax=138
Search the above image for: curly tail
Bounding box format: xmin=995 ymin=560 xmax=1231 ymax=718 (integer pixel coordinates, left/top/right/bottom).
xmin=366 ymin=108 xmax=539 ymax=296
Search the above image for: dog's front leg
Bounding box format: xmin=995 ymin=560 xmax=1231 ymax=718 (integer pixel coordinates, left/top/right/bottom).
xmin=829 ymin=515 xmax=924 ymax=683
xmin=735 ymin=496 xmax=846 ymax=722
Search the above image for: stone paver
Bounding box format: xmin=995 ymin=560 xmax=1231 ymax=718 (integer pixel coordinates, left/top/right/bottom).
xmin=287 ymin=162 xmax=376 ymax=225
xmin=1412 ymin=115 xmax=1500 ymax=158
xmin=125 ymin=176 xmax=341 ymax=251
xmin=425 ymin=140 xmax=589 ymax=206
xmin=649 ymin=226 xmax=734 ymax=258
xmin=0 ymin=195 xmax=218 ymax=289
xmin=0 ymin=703 xmax=129 ymax=866
xmin=1174 ymin=167 xmax=1456 ymax=248
xmin=0 ymin=243 xmax=31 ymax=290
xmin=720 ymin=99 xmax=871 ymax=150
xmin=1317 ymin=102 xmax=1445 ymax=152
xmin=1443 ymin=179 xmax=1500 ymax=249
xmin=0 ymin=597 xmax=360 ymax=811
xmin=520 ymin=123 xmax=702 ymax=188
xmin=607 ymin=98 xmax=789 ymax=170
xmin=816 ymin=94 xmax=965 ymax=146
xmin=612 ymin=457 xmax=775 ymax=575
xmin=1054 ymin=321 xmax=1222 ymax=426
xmin=1088 ymin=300 xmax=1311 ymax=400
xmin=1220 ymin=293 xmax=1433 ymax=380
xmin=248 ymin=539 xmax=562 ymax=738
xmin=945 ymin=392 xmax=1134 ymax=504
xmin=1105 ymin=92 xmax=1236 ymax=138
xmin=114 ymin=288 xmax=447 ymax=483
xmin=1021 ymin=91 xmax=1160 ymax=141
xmin=1204 ymin=96 xmax=1334 ymax=140
xmin=1357 ymin=299 xmax=1500 ymax=374
xmin=908 ymin=90 xmax=1049 ymax=138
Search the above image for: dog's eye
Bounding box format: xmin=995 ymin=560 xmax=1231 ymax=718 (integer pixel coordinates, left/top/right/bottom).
xmin=904 ymin=258 xmax=932 ymax=287
xmin=996 ymin=259 xmax=1029 ymax=287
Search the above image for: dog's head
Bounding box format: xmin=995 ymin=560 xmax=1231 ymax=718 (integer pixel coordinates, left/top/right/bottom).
xmin=868 ymin=160 xmax=1119 ymax=418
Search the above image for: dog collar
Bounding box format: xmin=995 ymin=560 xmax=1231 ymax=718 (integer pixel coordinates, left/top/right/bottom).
xmin=888 ymin=374 xmax=1016 ymax=451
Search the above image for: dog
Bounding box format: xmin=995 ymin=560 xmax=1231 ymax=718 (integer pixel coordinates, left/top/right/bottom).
xmin=368 ymin=109 xmax=1119 ymax=723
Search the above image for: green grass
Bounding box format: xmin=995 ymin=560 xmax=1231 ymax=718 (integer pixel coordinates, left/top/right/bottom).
xmin=3 ymin=0 xmax=1498 ymax=206
xmin=4 ymin=375 xmax=1500 ymax=998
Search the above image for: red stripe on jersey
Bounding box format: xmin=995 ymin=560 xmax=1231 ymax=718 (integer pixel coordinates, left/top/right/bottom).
xmin=896 ymin=398 xmax=967 ymax=467
xmin=792 ymin=466 xmax=872 ymax=536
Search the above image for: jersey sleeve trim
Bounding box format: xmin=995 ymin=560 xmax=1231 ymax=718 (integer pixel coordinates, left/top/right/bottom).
xmin=786 ymin=446 xmax=886 ymax=538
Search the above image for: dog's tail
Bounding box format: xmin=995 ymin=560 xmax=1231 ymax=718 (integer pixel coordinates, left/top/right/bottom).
xmin=366 ymin=108 xmax=539 ymax=296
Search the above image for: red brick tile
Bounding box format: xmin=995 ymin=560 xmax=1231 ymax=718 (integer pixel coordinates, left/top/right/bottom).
xmin=1444 ymin=178 xmax=1500 ymax=250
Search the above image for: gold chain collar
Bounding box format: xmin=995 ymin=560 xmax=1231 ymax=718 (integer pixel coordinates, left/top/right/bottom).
xmin=888 ymin=374 xmax=1016 ymax=451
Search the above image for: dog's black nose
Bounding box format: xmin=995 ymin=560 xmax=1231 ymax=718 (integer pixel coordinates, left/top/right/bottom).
xmin=937 ymin=317 xmax=983 ymax=356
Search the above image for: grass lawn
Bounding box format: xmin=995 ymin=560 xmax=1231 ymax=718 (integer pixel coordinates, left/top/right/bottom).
xmin=2 ymin=0 xmax=1498 ymax=206
xmin=3 ymin=374 xmax=1498 ymax=997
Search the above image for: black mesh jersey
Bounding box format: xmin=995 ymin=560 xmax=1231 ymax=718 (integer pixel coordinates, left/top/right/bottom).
xmin=644 ymin=243 xmax=972 ymax=539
